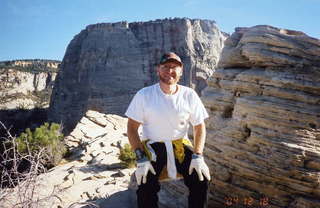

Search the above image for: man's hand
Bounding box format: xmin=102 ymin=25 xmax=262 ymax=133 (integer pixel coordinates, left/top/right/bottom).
xmin=135 ymin=159 xmax=156 ymax=185
xmin=189 ymin=154 xmax=211 ymax=181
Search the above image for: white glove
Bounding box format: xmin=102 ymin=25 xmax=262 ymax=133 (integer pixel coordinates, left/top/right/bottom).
xmin=135 ymin=160 xmax=156 ymax=185
xmin=189 ymin=154 xmax=211 ymax=181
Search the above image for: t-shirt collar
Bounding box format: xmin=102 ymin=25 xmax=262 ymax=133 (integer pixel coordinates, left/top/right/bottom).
xmin=157 ymin=83 xmax=180 ymax=97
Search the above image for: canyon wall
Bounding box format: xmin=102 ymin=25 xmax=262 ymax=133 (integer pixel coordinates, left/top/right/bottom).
xmin=0 ymin=60 xmax=59 ymax=109
xmin=0 ymin=60 xmax=59 ymax=136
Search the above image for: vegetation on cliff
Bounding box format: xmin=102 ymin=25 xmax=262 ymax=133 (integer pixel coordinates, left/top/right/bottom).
xmin=0 ymin=59 xmax=60 ymax=73
xmin=16 ymin=122 xmax=66 ymax=168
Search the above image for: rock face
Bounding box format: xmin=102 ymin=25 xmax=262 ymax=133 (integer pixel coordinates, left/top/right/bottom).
xmin=0 ymin=60 xmax=60 ymax=109
xmin=49 ymin=18 xmax=225 ymax=133
xmin=202 ymin=25 xmax=320 ymax=208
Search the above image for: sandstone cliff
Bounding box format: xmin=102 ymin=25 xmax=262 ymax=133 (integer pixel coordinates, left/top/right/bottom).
xmin=202 ymin=25 xmax=320 ymax=208
xmin=49 ymin=18 xmax=226 ymax=133
xmin=0 ymin=59 xmax=60 ymax=109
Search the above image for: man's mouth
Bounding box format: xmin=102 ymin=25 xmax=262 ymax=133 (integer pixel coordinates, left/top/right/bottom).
xmin=165 ymin=75 xmax=175 ymax=79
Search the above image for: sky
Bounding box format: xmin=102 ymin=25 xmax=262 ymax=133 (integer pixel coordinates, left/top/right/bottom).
xmin=1 ymin=0 xmax=319 ymax=61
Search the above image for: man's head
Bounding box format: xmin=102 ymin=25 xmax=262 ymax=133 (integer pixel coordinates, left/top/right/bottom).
xmin=157 ymin=52 xmax=183 ymax=85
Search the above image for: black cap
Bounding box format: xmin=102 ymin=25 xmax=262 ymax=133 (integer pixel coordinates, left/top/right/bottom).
xmin=159 ymin=52 xmax=183 ymax=66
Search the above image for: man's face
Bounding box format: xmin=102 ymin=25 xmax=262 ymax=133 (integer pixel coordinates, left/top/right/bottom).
xmin=157 ymin=61 xmax=183 ymax=85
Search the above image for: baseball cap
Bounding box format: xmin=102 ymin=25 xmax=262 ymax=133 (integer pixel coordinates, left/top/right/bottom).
xmin=159 ymin=52 xmax=183 ymax=66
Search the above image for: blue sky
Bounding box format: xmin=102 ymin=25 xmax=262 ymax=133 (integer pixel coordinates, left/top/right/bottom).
xmin=1 ymin=0 xmax=319 ymax=61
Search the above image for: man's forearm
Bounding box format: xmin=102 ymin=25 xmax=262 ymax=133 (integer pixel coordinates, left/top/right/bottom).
xmin=127 ymin=118 xmax=144 ymax=151
xmin=128 ymin=128 xmax=144 ymax=150
xmin=193 ymin=122 xmax=206 ymax=154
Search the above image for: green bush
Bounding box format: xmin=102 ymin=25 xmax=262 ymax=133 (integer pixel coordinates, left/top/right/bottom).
xmin=16 ymin=122 xmax=66 ymax=168
xmin=118 ymin=143 xmax=136 ymax=168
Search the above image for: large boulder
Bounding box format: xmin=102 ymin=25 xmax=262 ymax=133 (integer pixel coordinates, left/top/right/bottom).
xmin=48 ymin=18 xmax=226 ymax=133
xmin=219 ymin=25 xmax=320 ymax=68
xmin=202 ymin=25 xmax=320 ymax=207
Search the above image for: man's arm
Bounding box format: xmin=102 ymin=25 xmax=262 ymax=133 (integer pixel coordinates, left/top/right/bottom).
xmin=193 ymin=122 xmax=206 ymax=155
xmin=127 ymin=118 xmax=144 ymax=151
xmin=127 ymin=117 xmax=156 ymax=185
xmin=189 ymin=121 xmax=211 ymax=181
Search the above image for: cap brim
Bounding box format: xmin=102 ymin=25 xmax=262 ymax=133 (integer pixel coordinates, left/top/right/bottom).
xmin=160 ymin=59 xmax=182 ymax=66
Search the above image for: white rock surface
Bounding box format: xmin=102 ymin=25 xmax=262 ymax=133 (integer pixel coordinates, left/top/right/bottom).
xmin=1 ymin=111 xmax=188 ymax=208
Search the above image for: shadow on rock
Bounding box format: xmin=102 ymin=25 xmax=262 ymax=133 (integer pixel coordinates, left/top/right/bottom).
xmin=0 ymin=108 xmax=48 ymax=138
xmin=77 ymin=162 xmax=127 ymax=174
xmin=78 ymin=190 xmax=137 ymax=208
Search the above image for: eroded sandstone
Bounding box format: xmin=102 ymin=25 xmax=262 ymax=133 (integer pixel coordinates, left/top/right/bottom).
xmin=202 ymin=25 xmax=320 ymax=208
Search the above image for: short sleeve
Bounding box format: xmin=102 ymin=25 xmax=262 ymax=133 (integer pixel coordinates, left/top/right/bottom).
xmin=189 ymin=90 xmax=209 ymax=126
xmin=125 ymin=90 xmax=144 ymax=123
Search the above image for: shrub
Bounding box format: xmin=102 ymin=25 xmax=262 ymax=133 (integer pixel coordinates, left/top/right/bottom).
xmin=0 ymin=121 xmax=61 ymax=207
xmin=16 ymin=122 xmax=66 ymax=168
xmin=118 ymin=143 xmax=136 ymax=168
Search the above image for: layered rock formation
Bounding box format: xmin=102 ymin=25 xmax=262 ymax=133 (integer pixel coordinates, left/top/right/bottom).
xmin=49 ymin=18 xmax=226 ymax=133
xmin=0 ymin=59 xmax=60 ymax=109
xmin=202 ymin=25 xmax=320 ymax=208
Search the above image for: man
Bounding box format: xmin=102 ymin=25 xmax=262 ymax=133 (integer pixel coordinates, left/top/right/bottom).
xmin=125 ymin=52 xmax=210 ymax=208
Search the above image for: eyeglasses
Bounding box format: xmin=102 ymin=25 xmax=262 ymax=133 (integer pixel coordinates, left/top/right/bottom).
xmin=159 ymin=65 xmax=182 ymax=72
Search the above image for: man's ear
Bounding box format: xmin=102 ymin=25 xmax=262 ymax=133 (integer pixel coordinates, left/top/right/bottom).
xmin=178 ymin=67 xmax=183 ymax=76
xmin=156 ymin=65 xmax=160 ymax=75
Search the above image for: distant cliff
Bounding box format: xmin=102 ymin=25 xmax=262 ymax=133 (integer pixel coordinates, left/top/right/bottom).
xmin=0 ymin=59 xmax=60 ymax=109
xmin=0 ymin=59 xmax=60 ymax=136
xmin=49 ymin=18 xmax=226 ymax=133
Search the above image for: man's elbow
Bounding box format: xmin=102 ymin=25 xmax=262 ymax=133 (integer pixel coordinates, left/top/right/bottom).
xmin=194 ymin=122 xmax=206 ymax=130
xmin=193 ymin=122 xmax=206 ymax=135
xmin=127 ymin=118 xmax=141 ymax=133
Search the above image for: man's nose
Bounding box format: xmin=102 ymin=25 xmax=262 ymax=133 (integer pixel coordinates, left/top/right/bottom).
xmin=168 ymin=68 xmax=175 ymax=73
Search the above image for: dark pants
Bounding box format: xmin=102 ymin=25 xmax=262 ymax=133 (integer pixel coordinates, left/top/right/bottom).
xmin=137 ymin=142 xmax=209 ymax=208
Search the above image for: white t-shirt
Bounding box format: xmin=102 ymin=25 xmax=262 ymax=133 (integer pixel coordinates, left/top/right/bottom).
xmin=125 ymin=83 xmax=209 ymax=142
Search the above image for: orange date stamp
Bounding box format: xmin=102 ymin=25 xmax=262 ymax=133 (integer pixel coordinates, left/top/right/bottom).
xmin=224 ymin=196 xmax=269 ymax=207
